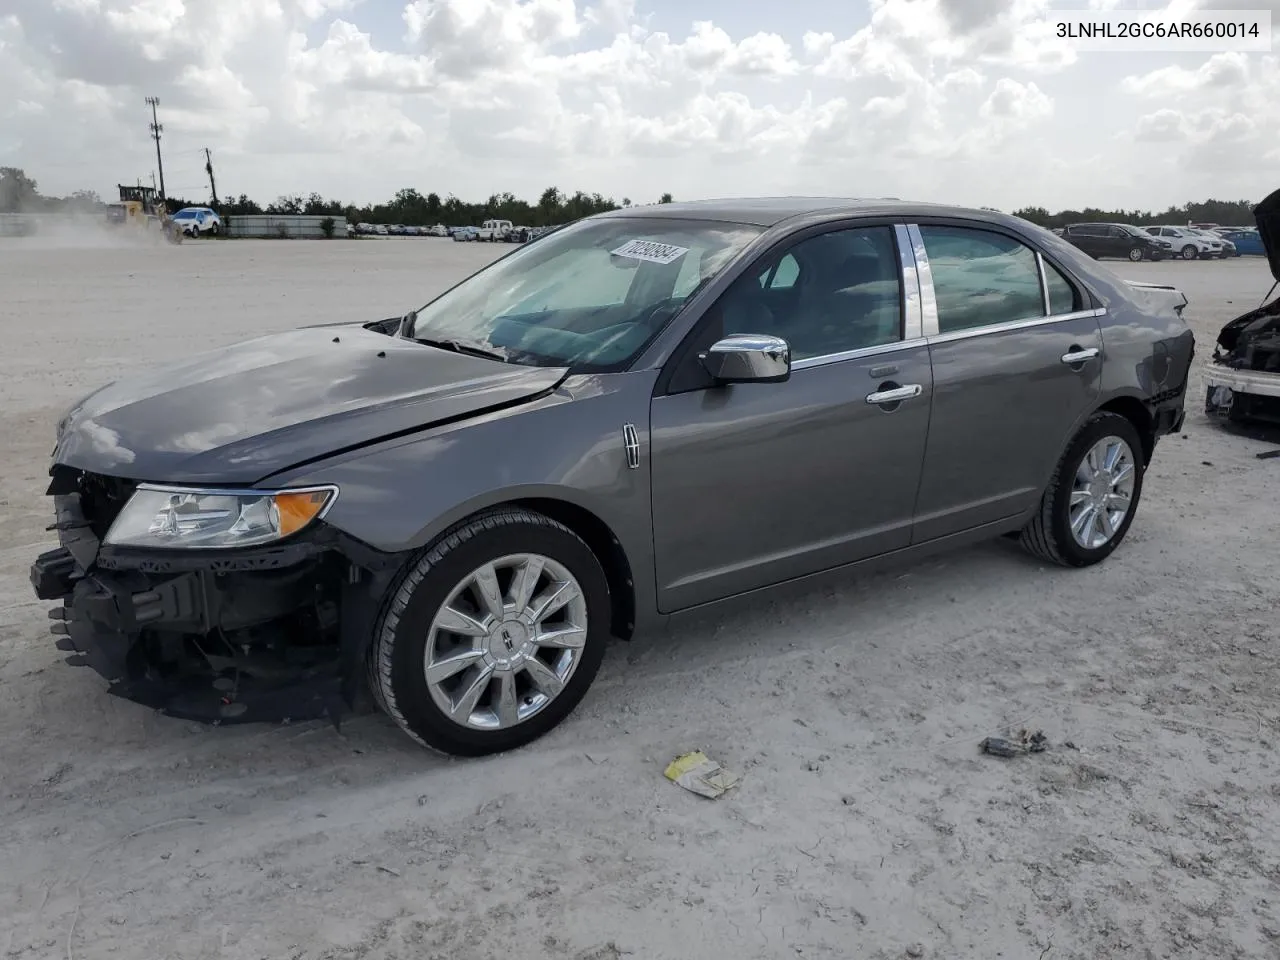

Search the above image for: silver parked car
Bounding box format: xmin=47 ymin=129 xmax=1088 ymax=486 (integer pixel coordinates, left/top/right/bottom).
xmin=31 ymin=198 xmax=1195 ymax=756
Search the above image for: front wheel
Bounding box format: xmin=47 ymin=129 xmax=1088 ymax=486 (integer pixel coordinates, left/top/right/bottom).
xmin=1181 ymin=244 xmax=1198 ymax=260
xmin=1127 ymin=246 xmax=1144 ymax=262
xmin=1019 ymin=411 xmax=1145 ymax=568
xmin=367 ymin=508 xmax=611 ymax=756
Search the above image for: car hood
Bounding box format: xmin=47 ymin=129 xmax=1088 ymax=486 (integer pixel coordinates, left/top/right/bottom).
xmin=52 ymin=324 xmax=567 ymax=485
xmin=1254 ymin=187 xmax=1280 ymax=281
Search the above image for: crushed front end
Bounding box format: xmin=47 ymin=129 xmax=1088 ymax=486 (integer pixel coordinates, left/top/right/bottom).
xmin=29 ymin=466 xmax=401 ymax=726
xmin=1205 ymin=293 xmax=1280 ymax=425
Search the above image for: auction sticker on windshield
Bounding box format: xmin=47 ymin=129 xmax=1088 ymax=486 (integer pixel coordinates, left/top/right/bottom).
xmin=610 ymin=239 xmax=689 ymax=265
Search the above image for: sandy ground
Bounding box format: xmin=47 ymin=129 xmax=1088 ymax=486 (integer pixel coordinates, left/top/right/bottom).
xmin=2 ymin=233 xmax=1279 ymax=960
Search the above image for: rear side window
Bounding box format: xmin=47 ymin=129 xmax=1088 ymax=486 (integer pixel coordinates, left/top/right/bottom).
xmin=1043 ymin=258 xmax=1079 ymax=315
xmin=919 ymin=226 xmax=1045 ymax=333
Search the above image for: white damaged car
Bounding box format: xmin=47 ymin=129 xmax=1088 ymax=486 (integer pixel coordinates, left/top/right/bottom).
xmin=1205 ymin=189 xmax=1280 ymax=425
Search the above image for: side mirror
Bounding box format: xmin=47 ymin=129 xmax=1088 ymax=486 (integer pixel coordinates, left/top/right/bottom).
xmin=698 ymin=334 xmax=791 ymax=384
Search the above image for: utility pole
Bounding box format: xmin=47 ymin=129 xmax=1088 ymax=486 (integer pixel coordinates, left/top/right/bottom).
xmin=145 ymin=96 xmax=166 ymax=202
xmin=204 ymin=148 xmax=220 ymax=208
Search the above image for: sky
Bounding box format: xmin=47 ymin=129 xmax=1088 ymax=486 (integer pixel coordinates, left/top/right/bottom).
xmin=1 ymin=0 xmax=1277 ymax=212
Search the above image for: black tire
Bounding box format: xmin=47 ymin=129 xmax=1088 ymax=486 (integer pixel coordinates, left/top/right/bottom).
xmin=367 ymin=507 xmax=611 ymax=757
xmin=1127 ymin=246 xmax=1144 ymax=262
xmin=210 ymin=222 xmax=220 ymax=236
xmin=1181 ymin=244 xmax=1198 ymax=260
xmin=1019 ymin=411 xmax=1146 ymax=568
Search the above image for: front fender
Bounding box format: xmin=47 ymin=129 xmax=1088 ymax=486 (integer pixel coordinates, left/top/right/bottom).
xmin=267 ymin=370 xmax=660 ymax=625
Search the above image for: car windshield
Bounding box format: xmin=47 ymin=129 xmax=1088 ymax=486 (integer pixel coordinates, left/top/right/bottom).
xmin=173 ymin=211 xmax=196 ymax=219
xmin=406 ymin=216 xmax=764 ymax=371
xmin=1118 ymin=225 xmax=1147 ymax=237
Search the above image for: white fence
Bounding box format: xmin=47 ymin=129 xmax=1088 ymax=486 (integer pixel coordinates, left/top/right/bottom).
xmin=225 ymin=215 xmax=343 ymax=239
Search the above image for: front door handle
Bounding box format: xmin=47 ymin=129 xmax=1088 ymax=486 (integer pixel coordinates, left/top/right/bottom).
xmin=1061 ymin=347 xmax=1100 ymax=365
xmin=866 ymin=384 xmax=923 ymax=405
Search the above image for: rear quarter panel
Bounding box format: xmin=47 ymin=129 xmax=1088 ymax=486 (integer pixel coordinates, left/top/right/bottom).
xmin=1035 ymin=229 xmax=1195 ymax=424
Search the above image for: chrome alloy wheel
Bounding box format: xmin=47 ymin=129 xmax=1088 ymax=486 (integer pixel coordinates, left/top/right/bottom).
xmin=1069 ymin=436 xmax=1136 ymax=550
xmin=424 ymin=553 xmax=588 ymax=731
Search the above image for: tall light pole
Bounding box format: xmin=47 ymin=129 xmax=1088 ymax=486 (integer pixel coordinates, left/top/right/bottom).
xmin=145 ymin=96 xmax=166 ymax=202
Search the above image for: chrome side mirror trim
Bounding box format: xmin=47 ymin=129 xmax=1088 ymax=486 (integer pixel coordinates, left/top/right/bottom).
xmin=698 ymin=334 xmax=791 ymax=384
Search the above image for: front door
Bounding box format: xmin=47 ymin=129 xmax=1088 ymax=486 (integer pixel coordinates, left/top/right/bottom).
xmin=649 ymin=223 xmax=934 ymax=612
xmin=908 ymin=221 xmax=1103 ymax=542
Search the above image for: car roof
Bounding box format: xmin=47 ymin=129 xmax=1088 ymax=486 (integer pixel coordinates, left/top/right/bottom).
xmin=594 ymin=196 xmax=1029 ymax=229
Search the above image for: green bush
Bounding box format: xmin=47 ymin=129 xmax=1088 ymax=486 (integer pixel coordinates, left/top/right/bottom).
xmin=320 ymin=216 xmax=335 ymax=238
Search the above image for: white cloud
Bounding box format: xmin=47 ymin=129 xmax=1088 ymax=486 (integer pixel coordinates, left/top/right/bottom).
xmin=1121 ymin=51 xmax=1249 ymax=97
xmin=979 ymin=77 xmax=1052 ymax=122
xmin=2 ymin=0 xmax=1278 ymax=211
xmin=1135 ymin=109 xmax=1188 ymax=141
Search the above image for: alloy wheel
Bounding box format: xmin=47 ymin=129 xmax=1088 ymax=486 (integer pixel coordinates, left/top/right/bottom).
xmin=1069 ymin=436 xmax=1136 ymax=550
xmin=423 ymin=553 xmax=588 ymax=730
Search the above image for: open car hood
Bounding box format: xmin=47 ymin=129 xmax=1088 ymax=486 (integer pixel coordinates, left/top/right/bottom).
xmin=1254 ymin=187 xmax=1280 ymax=282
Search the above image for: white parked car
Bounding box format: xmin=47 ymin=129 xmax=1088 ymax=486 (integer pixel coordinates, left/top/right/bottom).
xmin=170 ymin=207 xmax=221 ymax=237
xmin=475 ymin=218 xmax=513 ymax=241
xmin=1144 ymin=225 xmax=1222 ymax=260
xmin=426 ymin=224 xmax=449 ymax=237
xmin=1188 ymin=228 xmax=1234 ymax=257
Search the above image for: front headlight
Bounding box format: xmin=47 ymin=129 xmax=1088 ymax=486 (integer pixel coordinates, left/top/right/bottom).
xmin=104 ymin=484 xmax=338 ymax=549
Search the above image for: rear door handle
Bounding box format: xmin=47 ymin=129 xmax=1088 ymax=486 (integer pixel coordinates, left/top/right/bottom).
xmin=866 ymin=384 xmax=923 ymax=405
xmin=1061 ymin=347 xmax=1100 ymax=365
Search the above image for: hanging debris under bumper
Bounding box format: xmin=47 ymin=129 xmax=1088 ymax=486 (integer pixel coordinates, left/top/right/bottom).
xmin=30 ymin=469 xmax=404 ymax=728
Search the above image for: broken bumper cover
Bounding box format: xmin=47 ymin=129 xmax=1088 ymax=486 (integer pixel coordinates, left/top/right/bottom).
xmin=1205 ymin=364 xmax=1280 ymax=399
xmin=1204 ymin=364 xmax=1280 ymax=424
xmin=31 ymin=541 xmax=354 ymax=727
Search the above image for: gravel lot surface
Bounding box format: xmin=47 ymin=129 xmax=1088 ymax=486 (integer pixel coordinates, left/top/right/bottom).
xmin=2 ymin=234 xmax=1278 ymax=960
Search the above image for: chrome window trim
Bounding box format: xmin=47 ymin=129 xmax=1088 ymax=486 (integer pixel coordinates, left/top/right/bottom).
xmin=905 ymin=224 xmax=939 ymax=337
xmin=907 ymin=221 xmax=1105 ymax=345
xmin=925 ymin=308 xmax=1106 ymax=345
xmin=1035 ymin=251 xmax=1051 ymax=316
xmin=791 ymin=336 xmax=929 ymax=371
xmin=894 ymin=223 xmax=924 ymax=341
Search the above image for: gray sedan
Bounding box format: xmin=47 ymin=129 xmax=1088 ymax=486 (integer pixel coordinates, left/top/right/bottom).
xmin=31 ymin=198 xmax=1195 ymax=756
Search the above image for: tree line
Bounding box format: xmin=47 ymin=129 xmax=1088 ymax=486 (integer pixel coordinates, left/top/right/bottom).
xmin=1008 ymin=198 xmax=1258 ymax=229
xmin=0 ymin=166 xmax=1260 ymax=229
xmin=212 ymin=187 xmax=677 ymax=228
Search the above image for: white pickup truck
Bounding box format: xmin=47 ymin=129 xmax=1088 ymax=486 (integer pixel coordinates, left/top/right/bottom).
xmin=475 ymin=219 xmax=513 ymax=242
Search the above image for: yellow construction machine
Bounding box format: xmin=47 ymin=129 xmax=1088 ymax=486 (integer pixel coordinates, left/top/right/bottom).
xmin=104 ymin=184 xmax=182 ymax=243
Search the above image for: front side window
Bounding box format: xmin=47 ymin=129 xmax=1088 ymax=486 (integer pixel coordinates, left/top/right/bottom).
xmin=406 ymin=217 xmax=763 ymax=371
xmin=919 ymin=225 xmax=1045 ymax=333
xmin=713 ymin=225 xmax=903 ymax=361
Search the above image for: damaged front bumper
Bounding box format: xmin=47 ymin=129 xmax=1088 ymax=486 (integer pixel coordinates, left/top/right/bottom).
xmin=30 ymin=472 xmax=402 ymax=727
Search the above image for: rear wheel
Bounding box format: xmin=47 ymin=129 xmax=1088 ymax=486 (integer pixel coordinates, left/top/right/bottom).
xmin=1019 ymin=412 xmax=1145 ymax=568
xmin=367 ymin=508 xmax=611 ymax=756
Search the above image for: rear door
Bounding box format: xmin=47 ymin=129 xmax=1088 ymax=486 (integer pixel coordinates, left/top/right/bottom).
xmin=908 ymin=220 xmax=1103 ymax=542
